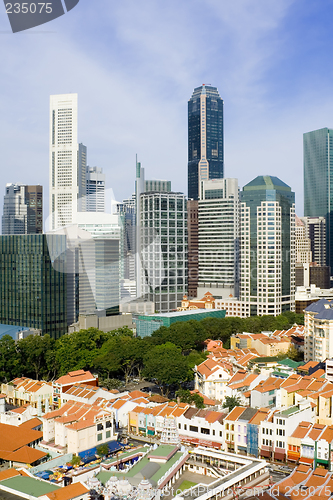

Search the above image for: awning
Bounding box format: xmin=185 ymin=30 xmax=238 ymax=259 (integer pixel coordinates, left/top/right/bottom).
xmin=300 ymin=457 xmax=314 ymax=465
xmin=260 ymin=449 xmax=271 ymax=458
xmin=274 ymin=450 xmax=286 ymax=461
xmin=287 ymin=451 xmax=300 ymax=461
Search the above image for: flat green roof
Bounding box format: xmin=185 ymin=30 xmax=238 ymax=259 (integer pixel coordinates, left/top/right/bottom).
xmin=98 ymin=451 xmax=184 ymax=486
xmin=277 ymin=406 xmax=299 ymax=416
xmin=103 ymin=446 xmax=149 ymax=465
xmin=148 ymin=445 xmax=177 ymax=457
xmin=0 ymin=476 xmax=60 ymax=497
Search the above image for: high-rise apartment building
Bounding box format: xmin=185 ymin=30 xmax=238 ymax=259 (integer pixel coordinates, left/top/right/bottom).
xmin=139 ymin=191 xmax=187 ymax=312
xmin=2 ymin=184 xmax=43 ymax=235
xmin=0 ymin=234 xmax=67 ymax=338
xmin=304 ymin=128 xmax=333 ymax=272
xmin=188 ymin=85 xmax=224 ymax=201
xmin=49 ymin=94 xmax=87 ymax=230
xmin=240 ymin=176 xmax=295 ymax=316
xmin=86 ymin=166 xmax=105 ymax=212
xmin=198 ymin=178 xmax=239 ymax=298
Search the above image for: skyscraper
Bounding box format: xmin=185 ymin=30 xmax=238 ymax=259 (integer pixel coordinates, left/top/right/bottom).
xmin=188 ymin=85 xmax=224 ymax=201
xmin=86 ymin=166 xmax=105 ymax=212
xmin=0 ymin=234 xmax=67 ymax=339
xmin=49 ymin=94 xmax=87 ymax=230
xmin=2 ymin=183 xmax=43 ymax=235
xmin=198 ymin=178 xmax=239 ymax=298
xmin=304 ymin=128 xmax=333 ymax=272
xmin=240 ymin=176 xmax=295 ymax=316
xmin=139 ymin=191 xmax=187 ymax=312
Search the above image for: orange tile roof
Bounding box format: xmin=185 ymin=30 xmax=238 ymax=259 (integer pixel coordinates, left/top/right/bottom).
xmin=225 ymin=406 xmax=247 ymax=421
xmin=5 ymin=446 xmax=47 ymax=464
xmin=128 ymin=390 xmax=149 ymax=399
xmin=248 ymin=408 xmax=270 ymax=425
xmin=298 ymin=361 xmax=318 ymax=371
xmin=111 ymin=399 xmax=128 ymax=410
xmin=0 ymin=423 xmax=43 ymax=452
xmin=205 ymin=411 xmax=224 ymax=423
xmin=54 ymin=370 xmax=96 ymax=386
xmin=0 ymin=468 xmax=21 ymax=481
xmin=45 ymin=482 xmax=89 ymax=500
xmin=290 ymin=421 xmax=312 ymax=439
xmin=19 ymin=418 xmax=42 ymax=429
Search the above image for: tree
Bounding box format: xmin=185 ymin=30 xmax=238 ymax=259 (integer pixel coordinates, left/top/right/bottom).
xmin=191 ymin=393 xmax=205 ymax=409
xmin=70 ymin=455 xmax=81 ymax=466
xmin=17 ymin=334 xmax=55 ymax=380
xmin=99 ymin=378 xmax=123 ymax=390
xmin=286 ymin=345 xmax=304 ymax=362
xmin=143 ymin=342 xmax=189 ymax=396
xmin=223 ymin=396 xmax=242 ymax=412
xmin=96 ymin=443 xmax=109 ymax=458
xmin=0 ymin=335 xmax=20 ymax=382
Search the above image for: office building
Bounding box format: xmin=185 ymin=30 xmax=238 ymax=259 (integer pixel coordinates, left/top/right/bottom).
xmin=198 ymin=178 xmax=239 ymax=298
xmin=240 ymin=175 xmax=295 ymax=316
xmin=187 ymin=200 xmax=198 ymax=297
xmin=295 ymin=216 xmax=312 ymax=264
xmin=134 ymin=158 xmax=172 ymax=299
xmin=0 ymin=234 xmax=67 ymax=339
xmin=300 ymin=216 xmax=326 ymax=267
xmin=86 ymin=166 xmax=105 ymax=212
xmin=2 ymin=184 xmax=43 ymax=235
xmin=49 ymin=93 xmax=87 ymax=230
xmin=139 ymin=191 xmax=187 ymax=312
xmin=53 ymin=214 xmax=122 ymax=317
xmin=117 ymin=194 xmax=136 ymax=284
xmin=304 ymin=128 xmax=333 ymax=271
xmin=188 ymin=85 xmax=224 ymax=201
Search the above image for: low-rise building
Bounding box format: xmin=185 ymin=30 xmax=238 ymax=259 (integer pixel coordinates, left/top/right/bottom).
xmin=52 ymin=370 xmax=98 ymax=407
xmin=194 ymin=358 xmax=233 ymax=402
xmin=41 ymin=400 xmax=117 ymax=454
xmin=1 ymin=377 xmax=52 ymax=408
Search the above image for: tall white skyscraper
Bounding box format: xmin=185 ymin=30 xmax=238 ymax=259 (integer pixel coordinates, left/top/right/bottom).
xmin=49 ymin=94 xmax=87 ymax=230
xmin=86 ymin=166 xmax=105 ymax=212
xmin=198 ymin=178 xmax=239 ymax=298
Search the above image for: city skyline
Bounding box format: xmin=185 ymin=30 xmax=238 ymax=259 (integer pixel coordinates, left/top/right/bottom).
xmin=2 ymin=1 xmax=333 ymax=218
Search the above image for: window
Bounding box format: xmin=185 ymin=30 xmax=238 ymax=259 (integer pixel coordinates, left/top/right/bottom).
xmin=106 ymin=421 xmax=112 ymax=428
xmin=97 ymin=423 xmax=103 ymax=431
xmin=106 ymin=431 xmax=110 ymax=438
xmin=97 ymin=434 xmax=102 ymax=441
xmin=190 ymin=425 xmax=198 ymax=433
xmin=201 ymin=428 xmax=210 ymax=435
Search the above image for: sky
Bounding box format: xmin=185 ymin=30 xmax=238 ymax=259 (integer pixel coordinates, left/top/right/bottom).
xmin=1 ymin=0 xmax=333 ymax=217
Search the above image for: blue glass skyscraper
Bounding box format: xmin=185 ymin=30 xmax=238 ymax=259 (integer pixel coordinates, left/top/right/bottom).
xmin=304 ymin=128 xmax=333 ymax=273
xmin=188 ymin=85 xmax=224 ymax=200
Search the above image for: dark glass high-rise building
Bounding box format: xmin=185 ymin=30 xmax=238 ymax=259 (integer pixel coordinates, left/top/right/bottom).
xmin=304 ymin=128 xmax=333 ymax=272
xmin=188 ymin=85 xmax=224 ymax=201
xmin=0 ymin=234 xmax=67 ymax=339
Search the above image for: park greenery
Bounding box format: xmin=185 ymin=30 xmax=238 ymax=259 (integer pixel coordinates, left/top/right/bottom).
xmin=0 ymin=310 xmax=304 ymax=396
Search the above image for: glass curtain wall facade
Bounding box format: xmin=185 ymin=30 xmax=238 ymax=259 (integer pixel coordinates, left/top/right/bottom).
xmin=304 ymin=128 xmax=333 ymax=272
xmin=188 ymin=85 xmax=224 ymax=200
xmin=140 ymin=192 xmax=187 ymax=312
xmin=0 ymin=234 xmax=67 ymax=338
xmin=240 ymin=176 xmax=295 ymax=316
